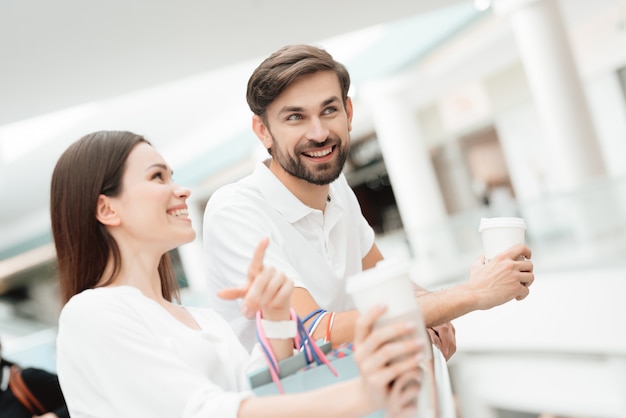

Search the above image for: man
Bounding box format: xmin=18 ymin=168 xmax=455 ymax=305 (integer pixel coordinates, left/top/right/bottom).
xmin=202 ymin=44 xmax=534 ymax=355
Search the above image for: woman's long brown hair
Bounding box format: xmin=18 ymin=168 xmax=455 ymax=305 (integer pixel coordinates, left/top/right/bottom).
xmin=50 ymin=130 xmax=180 ymax=304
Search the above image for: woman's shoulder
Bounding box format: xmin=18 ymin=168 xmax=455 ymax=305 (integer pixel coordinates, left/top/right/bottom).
xmin=58 ymin=287 xmax=161 ymax=349
xmin=60 ymin=287 xmax=144 ymax=323
xmin=64 ymin=286 xmax=140 ymax=307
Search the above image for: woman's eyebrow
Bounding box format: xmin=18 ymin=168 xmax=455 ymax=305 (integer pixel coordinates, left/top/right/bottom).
xmin=146 ymin=163 xmax=172 ymax=174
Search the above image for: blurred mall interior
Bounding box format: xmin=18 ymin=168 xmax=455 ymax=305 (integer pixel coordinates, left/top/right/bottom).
xmin=1 ymin=0 xmax=625 ymax=416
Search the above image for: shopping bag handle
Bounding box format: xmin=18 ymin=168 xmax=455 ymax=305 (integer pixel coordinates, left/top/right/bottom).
xmin=256 ymin=308 xmax=338 ymax=394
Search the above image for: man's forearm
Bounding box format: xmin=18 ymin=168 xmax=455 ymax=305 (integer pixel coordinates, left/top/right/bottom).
xmin=416 ymin=284 xmax=478 ymax=327
xmin=310 ymin=310 xmax=360 ymax=348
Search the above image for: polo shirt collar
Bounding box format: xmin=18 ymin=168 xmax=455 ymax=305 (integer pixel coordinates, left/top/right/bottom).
xmin=253 ymin=160 xmax=341 ymax=224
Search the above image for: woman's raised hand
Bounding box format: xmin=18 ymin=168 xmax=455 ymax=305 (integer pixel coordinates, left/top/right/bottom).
xmin=218 ymin=238 xmax=293 ymax=320
xmin=353 ymin=305 xmax=426 ymax=416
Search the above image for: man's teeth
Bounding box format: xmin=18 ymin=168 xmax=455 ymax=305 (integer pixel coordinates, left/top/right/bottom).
xmin=170 ymin=209 xmax=188 ymax=217
xmin=305 ymin=147 xmax=332 ymax=157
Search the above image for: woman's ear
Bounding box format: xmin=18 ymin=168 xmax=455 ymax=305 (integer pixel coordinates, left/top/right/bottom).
xmin=96 ymin=194 xmax=121 ymax=226
xmin=251 ymin=115 xmax=273 ymax=151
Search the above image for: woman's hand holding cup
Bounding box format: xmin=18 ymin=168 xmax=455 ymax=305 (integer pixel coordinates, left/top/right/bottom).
xmin=353 ymin=304 xmax=426 ymax=416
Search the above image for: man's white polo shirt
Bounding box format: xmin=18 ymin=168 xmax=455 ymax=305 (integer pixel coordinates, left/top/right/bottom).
xmin=202 ymin=159 xmax=375 ymax=351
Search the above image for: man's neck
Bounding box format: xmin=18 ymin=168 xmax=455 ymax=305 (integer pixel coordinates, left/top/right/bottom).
xmin=267 ymin=159 xmax=330 ymax=211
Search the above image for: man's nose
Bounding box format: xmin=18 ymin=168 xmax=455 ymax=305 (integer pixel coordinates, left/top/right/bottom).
xmin=305 ymin=117 xmax=329 ymax=142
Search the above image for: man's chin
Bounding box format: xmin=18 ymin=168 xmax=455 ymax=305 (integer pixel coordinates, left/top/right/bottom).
xmin=285 ymin=159 xmax=343 ymax=185
xmin=305 ymin=171 xmax=342 ymax=186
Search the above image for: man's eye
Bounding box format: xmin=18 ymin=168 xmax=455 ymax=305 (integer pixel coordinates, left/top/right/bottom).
xmin=287 ymin=114 xmax=302 ymax=121
xmin=323 ymin=107 xmax=337 ymax=115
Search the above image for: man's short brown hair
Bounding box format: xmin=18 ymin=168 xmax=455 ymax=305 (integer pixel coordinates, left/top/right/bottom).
xmin=246 ymin=44 xmax=351 ymax=118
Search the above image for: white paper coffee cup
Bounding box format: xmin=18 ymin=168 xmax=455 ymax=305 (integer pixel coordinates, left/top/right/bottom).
xmin=478 ymin=217 xmax=526 ymax=261
xmin=346 ymin=261 xmax=437 ymax=418
xmin=345 ymin=260 xmax=431 ymax=360
xmin=345 ymin=260 xmax=418 ymax=322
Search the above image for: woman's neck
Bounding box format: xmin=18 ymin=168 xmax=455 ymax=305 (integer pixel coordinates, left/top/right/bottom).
xmin=99 ymin=254 xmax=165 ymax=303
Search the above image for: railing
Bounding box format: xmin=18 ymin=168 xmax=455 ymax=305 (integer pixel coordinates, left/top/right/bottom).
xmin=374 ymin=175 xmax=626 ymax=417
xmin=450 ymin=264 xmax=626 ymax=418
xmin=377 ymin=174 xmax=626 ymax=287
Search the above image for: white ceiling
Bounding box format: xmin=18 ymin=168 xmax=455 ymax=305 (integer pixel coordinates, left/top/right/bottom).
xmin=0 ymin=0 xmax=475 ymax=258
xmin=1 ymin=0 xmax=624 ymax=265
xmin=0 ymin=0 xmax=464 ymax=125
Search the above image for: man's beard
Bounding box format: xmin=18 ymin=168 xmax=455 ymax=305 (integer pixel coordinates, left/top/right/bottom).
xmin=272 ymin=136 xmax=350 ymax=186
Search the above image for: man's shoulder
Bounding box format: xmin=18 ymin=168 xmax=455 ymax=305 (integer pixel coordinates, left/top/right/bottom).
xmin=205 ymin=174 xmax=272 ymax=214
xmin=205 ymin=170 xmax=270 ymax=212
xmin=209 ymin=178 xmax=254 ymax=199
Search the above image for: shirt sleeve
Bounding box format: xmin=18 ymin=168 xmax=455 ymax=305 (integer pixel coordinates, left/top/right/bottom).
xmin=203 ymin=190 xmax=301 ymax=290
xmin=57 ymin=293 xmax=252 ymax=418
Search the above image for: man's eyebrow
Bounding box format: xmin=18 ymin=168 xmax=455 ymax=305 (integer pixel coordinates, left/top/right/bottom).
xmin=277 ymin=96 xmax=341 ymax=116
xmin=277 ymin=105 xmax=304 ymax=116
xmin=322 ymin=96 xmax=340 ymax=107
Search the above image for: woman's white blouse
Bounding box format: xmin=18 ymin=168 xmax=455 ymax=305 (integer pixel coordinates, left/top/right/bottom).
xmin=56 ymin=286 xmax=255 ymax=417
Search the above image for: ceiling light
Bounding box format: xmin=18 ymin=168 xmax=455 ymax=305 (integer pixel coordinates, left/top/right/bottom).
xmin=474 ymin=0 xmax=491 ymax=12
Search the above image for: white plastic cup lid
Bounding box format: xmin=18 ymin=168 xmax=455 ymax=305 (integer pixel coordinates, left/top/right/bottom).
xmin=478 ymin=217 xmax=526 ymax=232
xmin=345 ymin=260 xmax=411 ymax=295
xmin=345 ymin=260 xmax=417 ymax=318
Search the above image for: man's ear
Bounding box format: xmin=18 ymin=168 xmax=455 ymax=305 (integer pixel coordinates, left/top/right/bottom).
xmin=96 ymin=194 xmax=121 ymax=226
xmin=251 ymin=115 xmax=273 ymax=151
xmin=345 ymin=96 xmax=354 ymax=132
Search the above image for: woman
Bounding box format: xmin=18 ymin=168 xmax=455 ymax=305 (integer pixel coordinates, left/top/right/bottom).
xmin=51 ymin=130 xmax=425 ymax=417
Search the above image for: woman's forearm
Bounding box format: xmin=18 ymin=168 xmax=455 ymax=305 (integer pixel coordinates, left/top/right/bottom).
xmin=238 ymin=379 xmax=371 ymax=418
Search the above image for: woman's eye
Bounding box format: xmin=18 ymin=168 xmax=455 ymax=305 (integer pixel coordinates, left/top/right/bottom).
xmin=152 ymin=172 xmax=164 ymax=180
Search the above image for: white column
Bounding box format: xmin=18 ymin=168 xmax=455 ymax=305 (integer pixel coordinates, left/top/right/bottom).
xmin=493 ymin=0 xmax=606 ymax=192
xmin=361 ymin=77 xmax=455 ymax=276
xmin=493 ymin=0 xmax=622 ymax=247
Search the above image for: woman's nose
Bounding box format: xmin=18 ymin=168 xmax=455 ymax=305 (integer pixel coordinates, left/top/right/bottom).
xmin=174 ymin=184 xmax=191 ymax=199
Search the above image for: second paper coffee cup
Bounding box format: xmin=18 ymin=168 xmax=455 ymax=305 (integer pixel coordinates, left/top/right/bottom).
xmin=478 ymin=217 xmax=527 ymax=261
